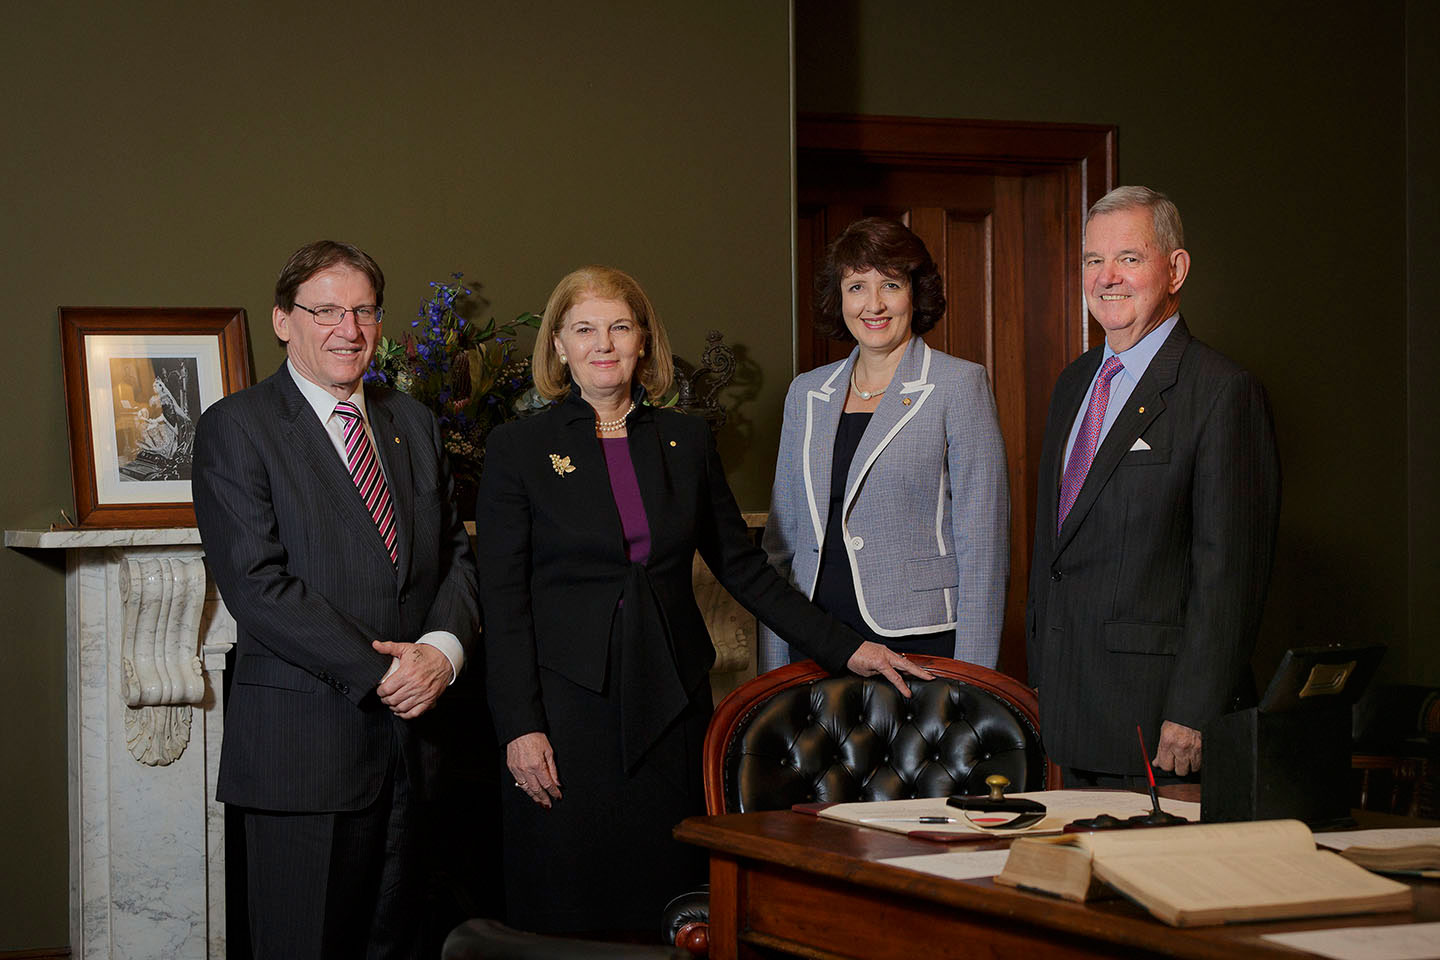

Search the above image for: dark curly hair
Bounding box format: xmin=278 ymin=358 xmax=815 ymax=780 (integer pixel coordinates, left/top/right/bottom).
xmin=813 ymin=218 xmax=945 ymax=341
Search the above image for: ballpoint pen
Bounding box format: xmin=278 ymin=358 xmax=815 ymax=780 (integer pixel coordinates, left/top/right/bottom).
xmin=858 ymin=816 xmax=959 ymax=824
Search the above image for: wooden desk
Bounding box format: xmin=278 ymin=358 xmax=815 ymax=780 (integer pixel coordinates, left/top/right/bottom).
xmin=676 ymin=810 xmax=1439 ymax=960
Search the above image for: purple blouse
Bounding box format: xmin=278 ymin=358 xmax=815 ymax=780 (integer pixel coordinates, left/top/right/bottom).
xmin=600 ymin=437 xmax=651 ymax=564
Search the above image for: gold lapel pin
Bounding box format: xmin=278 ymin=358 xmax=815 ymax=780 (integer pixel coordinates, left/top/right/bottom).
xmin=669 ymin=440 xmax=677 ymax=447
xmin=393 ymin=437 xmax=400 ymax=443
xmin=902 ymin=397 xmax=912 ymax=406
xmin=1138 ymin=406 xmax=1146 ymax=414
xmin=549 ymin=453 xmax=576 ymax=476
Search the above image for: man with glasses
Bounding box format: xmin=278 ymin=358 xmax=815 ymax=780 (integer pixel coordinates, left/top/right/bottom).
xmin=193 ymin=240 xmax=478 ymax=958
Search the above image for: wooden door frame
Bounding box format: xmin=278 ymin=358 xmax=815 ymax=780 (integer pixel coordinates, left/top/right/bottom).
xmin=795 ymin=113 xmax=1117 ymax=679
xmin=797 ymin=113 xmax=1117 ymax=359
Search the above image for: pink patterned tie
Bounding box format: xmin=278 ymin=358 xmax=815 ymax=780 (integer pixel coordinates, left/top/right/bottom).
xmin=1058 ymin=356 xmax=1125 ymax=532
xmin=333 ymin=400 xmax=398 ymax=565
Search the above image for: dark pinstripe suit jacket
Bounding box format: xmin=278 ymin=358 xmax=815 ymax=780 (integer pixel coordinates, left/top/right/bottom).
xmin=193 ymin=364 xmax=479 ymax=812
xmin=1026 ymin=318 xmax=1280 ymax=774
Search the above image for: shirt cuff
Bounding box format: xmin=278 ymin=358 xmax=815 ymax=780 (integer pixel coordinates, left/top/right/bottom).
xmin=416 ymin=631 xmax=463 ymax=684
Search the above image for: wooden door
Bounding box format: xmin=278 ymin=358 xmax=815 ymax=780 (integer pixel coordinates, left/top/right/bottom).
xmin=796 ymin=115 xmax=1116 ymax=679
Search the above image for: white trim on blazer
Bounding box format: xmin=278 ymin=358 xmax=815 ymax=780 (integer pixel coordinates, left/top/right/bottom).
xmin=841 ymin=344 xmax=942 ymax=637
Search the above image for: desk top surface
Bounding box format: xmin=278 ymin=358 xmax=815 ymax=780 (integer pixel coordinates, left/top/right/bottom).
xmin=677 ymin=809 xmax=1440 ymax=960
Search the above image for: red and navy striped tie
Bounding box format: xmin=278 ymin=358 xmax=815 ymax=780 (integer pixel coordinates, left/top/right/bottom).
xmin=333 ymin=400 xmax=398 ymax=565
xmin=1058 ymin=355 xmax=1125 ymax=532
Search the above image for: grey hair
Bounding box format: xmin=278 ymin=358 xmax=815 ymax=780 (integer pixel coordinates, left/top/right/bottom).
xmin=1085 ymin=185 xmax=1185 ymax=254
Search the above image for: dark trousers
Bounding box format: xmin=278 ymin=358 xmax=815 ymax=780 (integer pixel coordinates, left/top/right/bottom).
xmin=241 ymin=748 xmax=420 ymax=960
xmin=1063 ymin=766 xmax=1200 ymax=791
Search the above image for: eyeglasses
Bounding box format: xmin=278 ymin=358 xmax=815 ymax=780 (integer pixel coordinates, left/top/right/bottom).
xmin=292 ymin=303 xmax=384 ymax=326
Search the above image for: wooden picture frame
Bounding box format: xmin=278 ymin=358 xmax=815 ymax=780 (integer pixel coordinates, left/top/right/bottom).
xmin=60 ymin=307 xmax=251 ymax=528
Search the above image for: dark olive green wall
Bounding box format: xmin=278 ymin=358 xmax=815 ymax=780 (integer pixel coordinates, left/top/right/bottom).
xmin=797 ymin=0 xmax=1433 ymax=685
xmin=0 ymin=2 xmax=793 ymax=948
xmin=1406 ymin=1 xmax=1439 ymax=682
xmin=2 ymin=0 xmax=1430 ymax=949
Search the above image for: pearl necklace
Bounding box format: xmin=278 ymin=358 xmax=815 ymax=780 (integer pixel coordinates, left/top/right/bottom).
xmin=850 ymin=368 xmax=887 ymax=401
xmin=595 ymin=400 xmax=636 ymax=433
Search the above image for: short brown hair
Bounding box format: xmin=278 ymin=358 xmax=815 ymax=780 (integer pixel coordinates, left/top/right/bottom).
xmin=532 ymin=265 xmax=674 ymax=403
xmin=814 ymin=218 xmax=945 ymax=341
xmin=274 ymin=240 xmax=385 ymax=311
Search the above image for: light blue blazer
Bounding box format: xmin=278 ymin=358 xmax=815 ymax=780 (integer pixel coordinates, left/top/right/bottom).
xmin=758 ymin=336 xmax=1009 ymax=671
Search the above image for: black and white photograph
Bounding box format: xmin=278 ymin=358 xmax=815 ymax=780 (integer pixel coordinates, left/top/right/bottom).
xmin=109 ymin=356 xmax=201 ymax=482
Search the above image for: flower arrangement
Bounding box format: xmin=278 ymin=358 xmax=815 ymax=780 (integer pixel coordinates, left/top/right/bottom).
xmin=365 ymin=273 xmax=546 ymax=503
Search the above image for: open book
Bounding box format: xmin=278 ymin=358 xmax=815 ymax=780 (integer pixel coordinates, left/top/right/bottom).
xmin=994 ymin=819 xmax=1413 ymax=927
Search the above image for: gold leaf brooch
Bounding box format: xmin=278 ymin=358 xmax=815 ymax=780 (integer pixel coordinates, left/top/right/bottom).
xmin=549 ymin=454 xmax=576 ymax=476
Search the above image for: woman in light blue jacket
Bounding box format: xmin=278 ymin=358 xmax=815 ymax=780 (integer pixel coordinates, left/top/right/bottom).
xmin=759 ymin=218 xmax=1009 ymax=671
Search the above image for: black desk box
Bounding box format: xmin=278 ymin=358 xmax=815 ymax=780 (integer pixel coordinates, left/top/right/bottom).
xmin=1202 ymin=706 xmax=1351 ymax=824
xmin=1201 ymin=643 xmax=1383 ymax=825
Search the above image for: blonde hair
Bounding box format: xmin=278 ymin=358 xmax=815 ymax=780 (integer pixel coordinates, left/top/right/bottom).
xmin=532 ymin=265 xmax=675 ymax=402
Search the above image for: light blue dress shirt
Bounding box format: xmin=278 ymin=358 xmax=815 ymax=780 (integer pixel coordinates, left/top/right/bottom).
xmin=1061 ymin=314 xmax=1179 ymax=469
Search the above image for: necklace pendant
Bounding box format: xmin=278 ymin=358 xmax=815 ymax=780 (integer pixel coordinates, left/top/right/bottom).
xmin=850 ymin=368 xmax=885 ymax=402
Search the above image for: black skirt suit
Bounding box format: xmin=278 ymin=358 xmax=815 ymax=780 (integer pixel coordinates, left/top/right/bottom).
xmin=475 ymin=390 xmax=861 ymax=933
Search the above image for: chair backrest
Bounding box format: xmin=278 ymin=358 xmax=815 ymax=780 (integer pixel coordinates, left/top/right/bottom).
xmin=703 ymin=656 xmax=1060 ymax=815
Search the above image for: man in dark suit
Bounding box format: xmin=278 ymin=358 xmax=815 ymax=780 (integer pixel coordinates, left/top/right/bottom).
xmin=1027 ymin=187 xmax=1280 ymax=787
xmin=193 ymin=240 xmax=478 ymax=958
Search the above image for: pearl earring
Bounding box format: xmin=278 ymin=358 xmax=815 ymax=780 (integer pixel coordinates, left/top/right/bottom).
xmin=559 ymin=354 xmax=568 ymax=364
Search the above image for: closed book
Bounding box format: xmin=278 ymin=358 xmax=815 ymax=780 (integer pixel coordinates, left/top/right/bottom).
xmin=1338 ymin=843 xmax=1440 ymax=874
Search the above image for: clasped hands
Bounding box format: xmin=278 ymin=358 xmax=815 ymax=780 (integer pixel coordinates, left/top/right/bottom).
xmin=373 ymin=640 xmax=450 ymax=719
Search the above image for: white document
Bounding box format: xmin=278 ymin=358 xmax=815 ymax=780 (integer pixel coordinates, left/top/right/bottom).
xmin=819 ymin=790 xmax=1201 ymax=838
xmin=878 ymin=849 xmax=1011 ymax=880
xmin=1316 ymin=828 xmax=1440 ymax=851
xmin=1261 ymin=921 xmax=1440 ymax=960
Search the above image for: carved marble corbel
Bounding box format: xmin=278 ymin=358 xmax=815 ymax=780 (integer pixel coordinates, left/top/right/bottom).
xmin=119 ymin=554 xmax=208 ymax=765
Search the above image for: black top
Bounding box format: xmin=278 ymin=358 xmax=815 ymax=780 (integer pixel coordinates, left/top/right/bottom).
xmin=805 ymin=412 xmax=954 ymax=660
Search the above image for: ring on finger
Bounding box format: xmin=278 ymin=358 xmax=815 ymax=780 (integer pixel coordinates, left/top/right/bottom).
xmin=514 ymin=780 xmax=524 ymax=788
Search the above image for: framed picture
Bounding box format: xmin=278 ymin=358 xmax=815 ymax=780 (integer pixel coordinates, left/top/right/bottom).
xmin=60 ymin=307 xmax=251 ymax=528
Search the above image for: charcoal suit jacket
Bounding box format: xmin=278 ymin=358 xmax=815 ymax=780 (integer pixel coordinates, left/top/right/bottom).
xmin=193 ymin=363 xmax=479 ymax=812
xmin=1026 ymin=318 xmax=1280 ymax=775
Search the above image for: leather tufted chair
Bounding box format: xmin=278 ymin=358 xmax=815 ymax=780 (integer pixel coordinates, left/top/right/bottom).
xmin=663 ymin=656 xmax=1060 ymax=953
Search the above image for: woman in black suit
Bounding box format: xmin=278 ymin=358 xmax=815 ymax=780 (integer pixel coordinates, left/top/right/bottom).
xmin=475 ymin=265 xmax=929 ymax=936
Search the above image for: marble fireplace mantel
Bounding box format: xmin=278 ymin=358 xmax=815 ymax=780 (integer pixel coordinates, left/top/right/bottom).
xmin=6 ymin=527 xmax=233 ymax=960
